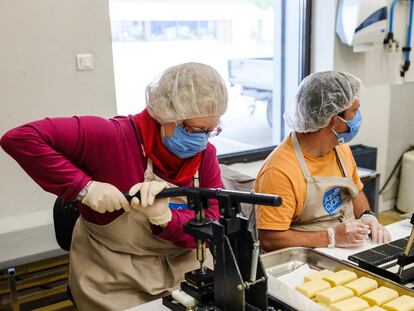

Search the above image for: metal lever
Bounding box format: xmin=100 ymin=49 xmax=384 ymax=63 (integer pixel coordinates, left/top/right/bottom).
xmin=398 ymin=223 xmax=414 ymax=276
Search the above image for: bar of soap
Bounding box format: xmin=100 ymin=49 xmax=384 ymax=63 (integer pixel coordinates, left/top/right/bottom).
xmin=329 ymin=297 xmax=369 ymax=311
xmin=361 ymin=286 xmax=399 ymax=306
xmin=305 ymin=269 xmax=336 ymax=282
xmin=365 ymin=307 xmax=387 ymax=311
xmin=318 ymin=302 xmax=329 ymax=309
xmin=344 ymin=277 xmax=378 ymax=296
xmin=323 ymin=270 xmax=358 ymax=287
xmin=316 ymin=285 xmax=354 ymax=305
xmin=295 ymin=279 xmax=331 ymax=298
xmin=171 ymin=289 xmax=198 ymax=308
xmin=383 ymin=295 xmax=414 ymax=311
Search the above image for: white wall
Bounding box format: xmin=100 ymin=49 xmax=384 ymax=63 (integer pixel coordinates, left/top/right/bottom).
xmin=312 ymin=0 xmax=414 ymax=211
xmin=0 ymin=0 xmax=117 ymax=234
xmin=384 ymin=84 xmax=414 ymax=201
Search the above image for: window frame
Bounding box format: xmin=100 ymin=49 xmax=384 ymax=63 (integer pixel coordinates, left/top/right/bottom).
xmin=218 ymin=0 xmax=312 ymax=164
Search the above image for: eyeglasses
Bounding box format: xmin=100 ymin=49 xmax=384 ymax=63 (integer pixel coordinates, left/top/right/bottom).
xmin=177 ymin=121 xmax=222 ymax=138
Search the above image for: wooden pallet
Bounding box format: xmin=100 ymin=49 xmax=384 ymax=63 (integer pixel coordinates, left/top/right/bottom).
xmin=0 ymin=255 xmax=75 ymax=311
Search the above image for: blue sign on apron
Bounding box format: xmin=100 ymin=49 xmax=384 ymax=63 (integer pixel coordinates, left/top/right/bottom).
xmin=323 ymin=187 xmax=343 ymax=215
xmin=168 ymin=202 xmax=189 ymax=210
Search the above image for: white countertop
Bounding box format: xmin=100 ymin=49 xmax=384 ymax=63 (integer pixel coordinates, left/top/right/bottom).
xmin=316 ymin=218 xmax=412 ymax=261
xmin=356 ymin=167 xmax=379 ymax=178
xmin=127 ymin=219 xmax=413 ymax=311
xmin=0 ymin=224 xmax=67 ymax=270
xmin=226 ymin=161 xmax=377 ymax=180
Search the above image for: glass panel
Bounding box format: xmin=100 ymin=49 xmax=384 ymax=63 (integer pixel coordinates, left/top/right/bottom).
xmin=109 ymin=0 xmax=292 ymax=155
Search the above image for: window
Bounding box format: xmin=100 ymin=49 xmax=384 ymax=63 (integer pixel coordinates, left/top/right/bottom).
xmin=109 ymin=0 xmax=311 ymax=158
xmin=112 ymin=20 xmax=218 ymax=42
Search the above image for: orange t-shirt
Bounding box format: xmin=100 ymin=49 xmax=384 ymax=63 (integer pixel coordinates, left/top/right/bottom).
xmin=253 ymin=134 xmax=363 ymax=231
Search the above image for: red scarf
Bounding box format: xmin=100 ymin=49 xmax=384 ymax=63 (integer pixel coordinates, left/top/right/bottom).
xmin=134 ymin=109 xmax=202 ymax=184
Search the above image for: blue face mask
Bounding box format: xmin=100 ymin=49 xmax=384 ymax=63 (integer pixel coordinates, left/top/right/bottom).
xmin=334 ymin=110 xmax=362 ymax=144
xmin=163 ymin=125 xmax=208 ymax=158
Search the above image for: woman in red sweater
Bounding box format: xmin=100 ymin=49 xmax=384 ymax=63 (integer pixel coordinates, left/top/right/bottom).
xmin=1 ymin=62 xmax=228 ymax=310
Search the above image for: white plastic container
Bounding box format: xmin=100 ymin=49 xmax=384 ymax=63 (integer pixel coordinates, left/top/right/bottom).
xmin=397 ymin=150 xmax=414 ymax=213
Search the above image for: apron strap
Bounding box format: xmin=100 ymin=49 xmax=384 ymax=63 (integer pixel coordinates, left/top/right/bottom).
xmin=144 ymin=157 xmax=200 ymax=187
xmin=291 ymin=132 xmax=311 ymax=178
xmin=292 ymin=132 xmax=350 ymax=180
xmin=334 ymin=147 xmax=348 ymax=178
xmin=144 ymin=158 xmax=156 ymax=182
xmin=193 ymin=171 xmax=200 ymax=188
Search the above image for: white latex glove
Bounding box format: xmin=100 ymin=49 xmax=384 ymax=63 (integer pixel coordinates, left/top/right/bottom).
xmin=359 ymin=214 xmax=391 ymax=244
xmin=333 ymin=220 xmax=371 ymax=247
xmin=82 ymin=181 xmax=131 ymax=213
xmin=128 ymin=181 xmax=172 ymax=227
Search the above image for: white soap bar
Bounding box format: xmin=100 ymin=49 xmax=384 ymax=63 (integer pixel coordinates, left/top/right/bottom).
xmin=295 ymin=279 xmax=331 ymax=298
xmin=323 ymin=270 xmax=358 ymax=287
xmin=383 ymin=295 xmax=414 ymax=311
xmin=329 ymin=296 xmax=369 ymax=311
xmin=305 ymin=269 xmax=336 ymax=282
xmin=316 ymin=285 xmax=354 ymax=305
xmin=171 ymin=289 xmax=198 ymax=308
xmin=344 ymin=277 xmax=378 ymax=296
xmin=361 ymin=286 xmax=399 ymax=306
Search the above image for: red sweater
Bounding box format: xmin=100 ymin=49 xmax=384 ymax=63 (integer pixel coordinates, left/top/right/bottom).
xmin=0 ymin=115 xmax=223 ymax=248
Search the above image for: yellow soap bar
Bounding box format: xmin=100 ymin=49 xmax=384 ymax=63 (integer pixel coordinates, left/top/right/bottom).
xmin=323 ymin=270 xmax=358 ymax=287
xmin=365 ymin=307 xmax=387 ymax=311
xmin=344 ymin=277 xmax=378 ymax=296
xmin=295 ymin=279 xmax=331 ymax=298
xmin=329 ymin=297 xmax=369 ymax=311
xmin=316 ymin=285 xmax=354 ymax=305
xmin=305 ymin=269 xmax=336 ymax=282
xmin=361 ymin=286 xmax=399 ymax=306
xmin=318 ymin=302 xmax=329 ymax=309
xmin=383 ymin=295 xmax=414 ymax=311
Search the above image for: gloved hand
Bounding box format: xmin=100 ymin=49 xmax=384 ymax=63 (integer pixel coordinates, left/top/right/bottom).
xmin=359 ymin=214 xmax=391 ymax=244
xmin=82 ymin=181 xmax=131 ymax=213
xmin=129 ymin=181 xmax=171 ymax=227
xmin=333 ymin=220 xmax=371 ymax=247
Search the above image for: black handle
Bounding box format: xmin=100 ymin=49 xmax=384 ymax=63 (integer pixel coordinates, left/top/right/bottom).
xmin=124 ymin=187 xmax=281 ymax=207
xmin=123 ymin=188 xmax=188 ymax=202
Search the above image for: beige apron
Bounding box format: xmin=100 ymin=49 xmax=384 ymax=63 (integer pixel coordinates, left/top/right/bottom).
xmin=68 ymin=159 xmax=213 ymax=311
xmin=289 ymin=132 xmax=359 ymax=232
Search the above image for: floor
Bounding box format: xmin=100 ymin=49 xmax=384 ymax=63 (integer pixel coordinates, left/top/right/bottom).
xmin=378 ymin=209 xmax=408 ymax=225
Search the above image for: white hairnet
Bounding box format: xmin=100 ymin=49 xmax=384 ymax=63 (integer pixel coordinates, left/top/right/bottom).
xmin=284 ymin=71 xmax=363 ymax=133
xmin=146 ymin=62 xmax=228 ymax=124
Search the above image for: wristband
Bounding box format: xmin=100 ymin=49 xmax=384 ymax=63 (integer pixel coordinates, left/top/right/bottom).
xmin=327 ymin=227 xmax=335 ymax=248
xmin=359 ymin=209 xmax=375 ymax=218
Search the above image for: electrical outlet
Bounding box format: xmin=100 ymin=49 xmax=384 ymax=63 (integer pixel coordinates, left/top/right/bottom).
xmin=76 ymin=54 xmax=94 ymax=71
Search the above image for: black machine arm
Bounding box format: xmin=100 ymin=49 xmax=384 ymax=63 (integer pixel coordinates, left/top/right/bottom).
xmin=125 ymin=186 xmax=281 ymax=207
xmin=125 ymin=186 xmax=281 ymax=225
xmin=397 ymin=213 xmax=414 ymax=279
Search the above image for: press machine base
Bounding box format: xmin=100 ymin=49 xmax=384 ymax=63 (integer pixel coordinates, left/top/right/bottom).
xmin=162 ymin=215 xmax=296 ymax=311
xmin=148 ymin=187 xmax=286 ymax=311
